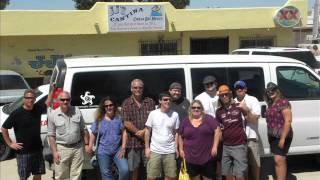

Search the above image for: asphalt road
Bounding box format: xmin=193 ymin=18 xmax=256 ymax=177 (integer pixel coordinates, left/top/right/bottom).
xmin=0 ymin=154 xmax=319 ymax=180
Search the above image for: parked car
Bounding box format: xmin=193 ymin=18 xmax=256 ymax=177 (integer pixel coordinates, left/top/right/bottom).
xmin=0 ymin=70 xmax=30 ymax=106
xmin=47 ymin=54 xmax=320 ymax=169
xmin=0 ymin=84 xmax=49 ymax=161
xmin=232 ymin=47 xmax=320 ymax=74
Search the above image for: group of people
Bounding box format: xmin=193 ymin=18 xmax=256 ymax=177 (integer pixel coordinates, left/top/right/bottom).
xmin=1 ymin=76 xmax=294 ymax=180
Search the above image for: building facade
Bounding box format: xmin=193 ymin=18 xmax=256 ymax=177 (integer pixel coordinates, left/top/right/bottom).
xmin=0 ymin=0 xmax=308 ymax=86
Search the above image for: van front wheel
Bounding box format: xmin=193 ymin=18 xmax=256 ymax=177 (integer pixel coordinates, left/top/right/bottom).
xmin=0 ymin=135 xmax=11 ymax=161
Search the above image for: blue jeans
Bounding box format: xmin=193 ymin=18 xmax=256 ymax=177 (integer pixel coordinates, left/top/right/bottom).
xmin=97 ymin=152 xmax=129 ymax=180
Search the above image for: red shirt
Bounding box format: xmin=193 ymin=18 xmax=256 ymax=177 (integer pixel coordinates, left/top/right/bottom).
xmin=216 ymin=104 xmax=247 ymax=146
xmin=266 ymin=98 xmax=292 ymax=138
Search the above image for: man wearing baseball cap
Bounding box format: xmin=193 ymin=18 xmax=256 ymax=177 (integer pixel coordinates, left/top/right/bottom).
xmin=216 ymin=85 xmax=252 ymax=180
xmin=195 ymin=75 xmax=219 ymax=118
xmin=233 ymin=80 xmax=261 ymax=180
xmin=168 ymin=82 xmax=190 ymax=122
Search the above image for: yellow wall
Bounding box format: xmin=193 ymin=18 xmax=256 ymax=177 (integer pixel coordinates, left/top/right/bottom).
xmin=0 ymin=0 xmax=308 ymax=78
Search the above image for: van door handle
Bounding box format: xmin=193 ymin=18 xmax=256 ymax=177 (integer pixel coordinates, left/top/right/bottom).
xmin=261 ymin=105 xmax=267 ymax=118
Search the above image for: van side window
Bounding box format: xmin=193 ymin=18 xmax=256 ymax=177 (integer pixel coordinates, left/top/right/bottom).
xmin=232 ymin=51 xmax=249 ymax=55
xmin=70 ymin=69 xmax=185 ymax=107
xmin=252 ymin=51 xmax=270 ymax=55
xmin=191 ymin=67 xmax=264 ymax=101
xmin=277 ymin=66 xmax=320 ymax=100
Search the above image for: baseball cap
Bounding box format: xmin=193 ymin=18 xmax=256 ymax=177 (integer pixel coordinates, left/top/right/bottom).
xmin=202 ymin=75 xmax=216 ymax=84
xmin=234 ymin=80 xmax=247 ymax=89
xmin=169 ymin=82 xmax=182 ymax=90
xmin=218 ymin=85 xmax=231 ymax=94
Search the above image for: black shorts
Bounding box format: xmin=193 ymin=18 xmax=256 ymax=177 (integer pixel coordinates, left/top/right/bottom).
xmin=16 ymin=151 xmax=45 ymax=180
xmin=186 ymin=160 xmax=216 ymax=178
xmin=217 ymin=142 xmax=223 ymax=162
xmin=268 ymin=136 xmax=292 ymax=156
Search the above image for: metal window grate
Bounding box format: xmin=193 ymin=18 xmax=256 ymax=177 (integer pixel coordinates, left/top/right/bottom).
xmin=240 ymin=37 xmax=274 ymax=48
xmin=139 ymin=40 xmax=180 ymax=56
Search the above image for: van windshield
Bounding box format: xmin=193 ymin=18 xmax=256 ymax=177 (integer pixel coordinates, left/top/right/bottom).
xmin=270 ymin=51 xmax=320 ymax=69
xmin=0 ymin=75 xmax=29 ymax=90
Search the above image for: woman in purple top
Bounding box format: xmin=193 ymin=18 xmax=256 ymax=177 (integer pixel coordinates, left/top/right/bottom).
xmin=178 ymin=100 xmax=221 ymax=180
xmin=88 ymin=97 xmax=129 ymax=180
xmin=264 ymin=82 xmax=293 ymax=180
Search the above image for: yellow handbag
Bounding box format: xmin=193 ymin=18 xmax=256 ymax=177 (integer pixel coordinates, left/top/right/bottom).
xmin=178 ymin=159 xmax=190 ymax=180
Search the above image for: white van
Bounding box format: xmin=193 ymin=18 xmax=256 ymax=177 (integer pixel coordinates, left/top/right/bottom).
xmin=49 ymin=55 xmax=320 ymax=169
xmin=231 ymin=47 xmax=320 ymax=75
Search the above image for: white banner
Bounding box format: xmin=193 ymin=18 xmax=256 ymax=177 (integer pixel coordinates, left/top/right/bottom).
xmin=108 ymin=5 xmax=166 ymax=32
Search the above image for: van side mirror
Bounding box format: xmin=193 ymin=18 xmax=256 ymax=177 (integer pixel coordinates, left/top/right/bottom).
xmin=261 ymin=105 xmax=267 ymax=118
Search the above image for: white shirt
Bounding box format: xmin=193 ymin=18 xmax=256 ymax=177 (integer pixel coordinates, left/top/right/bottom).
xmin=145 ymin=109 xmax=179 ymax=154
xmin=195 ymin=92 xmax=219 ymax=118
xmin=234 ymin=94 xmax=261 ymax=140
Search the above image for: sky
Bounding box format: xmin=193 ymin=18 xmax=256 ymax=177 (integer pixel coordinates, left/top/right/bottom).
xmin=5 ymin=0 xmax=316 ymax=10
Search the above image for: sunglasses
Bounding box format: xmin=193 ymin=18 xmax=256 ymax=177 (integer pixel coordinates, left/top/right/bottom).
xmin=24 ymin=96 xmax=35 ymax=100
xmin=104 ymin=104 xmax=114 ymax=108
xmin=133 ymin=86 xmax=143 ymax=89
xmin=60 ymin=98 xmax=70 ymax=102
xmin=205 ymin=82 xmax=215 ymax=87
xmin=267 ymin=90 xmax=276 ymax=96
xmin=191 ymin=106 xmax=201 ymax=110
xmin=162 ymin=98 xmax=171 ymax=102
xmin=219 ymin=93 xmax=230 ymax=97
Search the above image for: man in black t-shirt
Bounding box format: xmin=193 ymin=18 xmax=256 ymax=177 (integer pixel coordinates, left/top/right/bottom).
xmin=1 ymin=89 xmax=49 ymax=180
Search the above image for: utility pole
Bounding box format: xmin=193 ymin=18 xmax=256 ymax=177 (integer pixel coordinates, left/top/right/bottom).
xmin=312 ymin=0 xmax=319 ymax=43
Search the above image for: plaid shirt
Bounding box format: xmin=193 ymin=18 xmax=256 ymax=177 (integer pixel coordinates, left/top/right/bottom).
xmin=121 ymin=96 xmax=155 ymax=148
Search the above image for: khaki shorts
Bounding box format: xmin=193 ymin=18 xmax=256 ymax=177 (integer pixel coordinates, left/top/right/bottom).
xmin=147 ymin=152 xmax=177 ymax=178
xmin=247 ymin=140 xmax=261 ymax=167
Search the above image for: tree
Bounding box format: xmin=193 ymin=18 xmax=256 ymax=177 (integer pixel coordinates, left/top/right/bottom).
xmin=0 ymin=0 xmax=10 ymax=10
xmin=73 ymin=0 xmax=189 ymax=10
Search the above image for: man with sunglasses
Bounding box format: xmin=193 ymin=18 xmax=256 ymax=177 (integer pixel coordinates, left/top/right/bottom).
xmin=121 ymin=79 xmax=155 ymax=180
xmin=144 ymin=92 xmax=179 ymax=180
xmin=233 ymin=81 xmax=261 ymax=180
xmin=1 ymin=89 xmax=52 ymax=180
xmin=216 ymin=85 xmax=253 ymax=180
xmin=195 ymin=75 xmax=219 ymax=118
xmin=47 ymin=91 xmax=89 ymax=180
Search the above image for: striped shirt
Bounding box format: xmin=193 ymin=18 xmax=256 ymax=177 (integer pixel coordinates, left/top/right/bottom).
xmin=121 ymin=96 xmax=155 ymax=148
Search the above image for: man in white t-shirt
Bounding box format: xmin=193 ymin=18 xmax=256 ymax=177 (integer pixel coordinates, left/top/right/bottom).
xmin=145 ymin=92 xmax=179 ymax=180
xmin=234 ymin=80 xmax=261 ymax=180
xmin=195 ymin=75 xmax=219 ymax=118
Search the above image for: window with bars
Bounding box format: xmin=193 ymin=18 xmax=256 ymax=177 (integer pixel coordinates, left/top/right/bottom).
xmin=139 ymin=40 xmax=179 ymax=56
xmin=240 ymin=37 xmax=274 ymax=48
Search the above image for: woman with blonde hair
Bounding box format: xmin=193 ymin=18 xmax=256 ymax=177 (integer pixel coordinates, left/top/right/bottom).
xmin=264 ymin=82 xmax=293 ymax=180
xmin=88 ymin=96 xmax=129 ymax=180
xmin=178 ymin=100 xmax=221 ymax=180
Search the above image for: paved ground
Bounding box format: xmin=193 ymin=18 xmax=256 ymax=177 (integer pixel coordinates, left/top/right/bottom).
xmin=0 ymin=154 xmax=319 ymax=180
